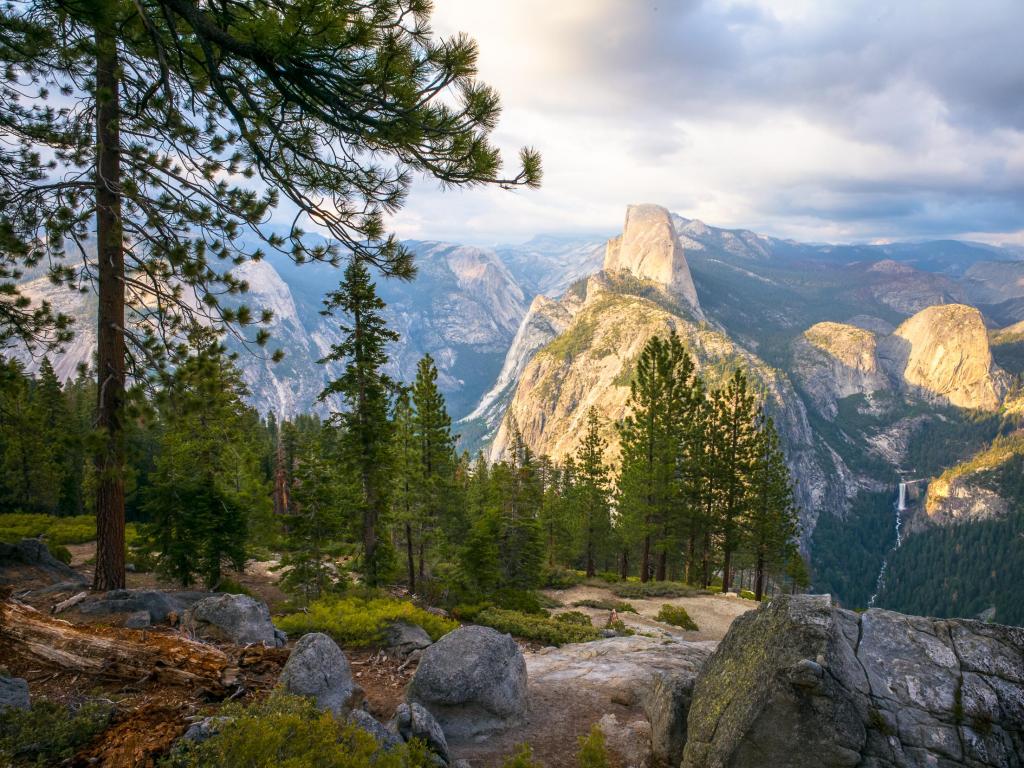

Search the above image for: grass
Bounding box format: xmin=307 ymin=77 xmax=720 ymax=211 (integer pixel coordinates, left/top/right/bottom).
xmin=655 ymin=604 xmax=699 ymax=631
xmin=474 ymin=607 xmax=602 ymax=645
xmin=0 ymin=513 xmax=141 ymax=547
xmin=610 ymin=581 xmax=700 ymax=599
xmin=276 ymin=595 xmax=458 ymax=647
xmin=572 ymin=598 xmax=638 ymax=613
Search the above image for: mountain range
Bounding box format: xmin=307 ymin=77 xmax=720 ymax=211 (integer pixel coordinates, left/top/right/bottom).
xmin=17 ymin=206 xmax=1024 ymax=622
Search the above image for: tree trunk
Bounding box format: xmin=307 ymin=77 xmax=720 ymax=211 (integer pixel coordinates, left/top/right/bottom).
xmin=92 ymin=20 xmax=126 ymax=592
xmin=0 ymin=595 xmax=238 ymax=691
xmin=640 ymin=535 xmax=651 ymax=583
xmin=722 ymin=548 xmax=732 ymax=593
xmin=417 ymin=541 xmax=425 ymax=581
xmin=405 ymin=522 xmax=416 ymax=594
xmin=620 ymin=549 xmax=629 ymax=580
xmin=754 ymin=552 xmax=765 ymax=601
xmin=656 ymin=550 xmax=667 ymax=582
xmin=685 ymin=532 xmax=696 ymax=585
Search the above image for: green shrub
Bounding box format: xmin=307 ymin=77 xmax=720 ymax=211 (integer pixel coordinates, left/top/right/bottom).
xmin=554 ymin=611 xmax=593 ymax=626
xmin=216 ymin=578 xmax=253 ymax=597
xmin=162 ymin=694 xmax=435 ymax=768
xmin=276 ymin=596 xmax=458 ymax=647
xmin=474 ymin=607 xmax=601 ymax=645
xmin=739 ymin=589 xmax=758 ymax=601
xmin=47 ymin=543 xmax=72 ymax=565
xmin=596 ymin=571 xmax=620 ymax=583
xmin=542 ymin=566 xmax=584 ymax=590
xmin=607 ymin=619 xmax=634 ymax=635
xmin=0 ymin=513 xmax=97 ymax=545
xmin=655 ymin=604 xmax=699 ymax=631
xmin=501 ymin=744 xmax=543 ymax=768
xmin=611 ymin=581 xmax=699 ymax=599
xmin=572 ymin=598 xmax=637 ymax=613
xmin=0 ymin=700 xmax=113 ymax=766
xmin=577 ymin=724 xmax=611 ymax=768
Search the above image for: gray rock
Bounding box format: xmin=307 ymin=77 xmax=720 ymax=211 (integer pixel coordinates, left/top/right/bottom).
xmin=181 ymin=716 xmax=233 ymax=744
xmin=407 ymin=625 xmax=527 ymax=740
xmin=0 ymin=538 xmax=84 ymax=585
xmin=682 ymin=594 xmax=1024 ymax=768
xmin=184 ymin=593 xmax=282 ymax=646
xmin=394 ymin=702 xmax=450 ymax=764
xmin=0 ymin=675 xmax=29 ymax=712
xmin=72 ymin=589 xmax=207 ymax=624
xmin=348 ymin=708 xmax=402 ymax=751
xmin=279 ymin=632 xmax=362 ymax=716
xmin=273 ymin=628 xmax=288 ymax=647
xmin=123 ymin=610 xmax=152 ymax=629
xmin=384 ymin=621 xmax=432 ymax=656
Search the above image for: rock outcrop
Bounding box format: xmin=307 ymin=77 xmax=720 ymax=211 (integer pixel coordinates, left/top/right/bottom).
xmin=603 ymin=204 xmax=702 ymax=318
xmin=793 ymin=322 xmax=890 ymax=418
xmin=883 ymin=304 xmax=1006 ymax=411
xmin=183 ymin=594 xmax=285 ymax=647
xmin=0 ymin=538 xmax=86 ymax=587
xmin=923 ymin=434 xmax=1024 ymax=526
xmin=0 ymin=674 xmax=30 ymax=712
xmin=67 ymin=589 xmax=207 ymax=626
xmin=280 ymin=632 xmax=363 ymax=716
xmin=407 ymin=625 xmax=527 ymax=740
xmin=394 ymin=702 xmax=450 ymax=764
xmin=682 ymin=594 xmax=1024 ymax=768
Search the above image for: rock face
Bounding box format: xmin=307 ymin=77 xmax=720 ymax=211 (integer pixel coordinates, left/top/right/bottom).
xmin=184 ymin=594 xmax=283 ymax=646
xmin=682 ymin=594 xmax=1024 ymax=768
xmin=0 ymin=675 xmax=30 ymax=712
xmin=884 ymin=304 xmax=1006 ymax=411
xmin=280 ymin=632 xmax=363 ymax=716
xmin=603 ymin=204 xmax=702 ymax=318
xmin=0 ymin=538 xmax=85 ymax=586
xmin=793 ymin=322 xmax=890 ymax=418
xmin=407 ymin=625 xmax=527 ymax=739
xmin=528 ymin=635 xmax=714 ymax=766
xmin=923 ymin=435 xmax=1024 ymax=526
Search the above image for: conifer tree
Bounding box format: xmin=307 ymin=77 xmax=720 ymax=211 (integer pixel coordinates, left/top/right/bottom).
xmin=574 ymin=408 xmax=612 ymax=577
xmin=0 ymin=0 xmax=540 ymax=589
xmin=391 ymin=389 xmax=419 ymax=592
xmin=319 ymin=259 xmax=398 ymax=586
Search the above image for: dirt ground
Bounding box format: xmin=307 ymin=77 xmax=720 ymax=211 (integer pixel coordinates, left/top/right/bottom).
xmin=542 ymin=583 xmax=757 ymax=642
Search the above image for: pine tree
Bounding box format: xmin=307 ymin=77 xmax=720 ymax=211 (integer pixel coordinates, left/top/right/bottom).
xmin=319 ymin=259 xmax=398 ymax=586
xmin=0 ymin=0 xmax=540 ymax=589
xmin=411 ymin=354 xmax=456 ymax=580
xmin=391 ymin=389 xmax=420 ymax=592
xmin=574 ymin=409 xmax=612 ymax=577
xmin=747 ymin=414 xmax=799 ymax=600
xmin=144 ymin=346 xmax=268 ymax=588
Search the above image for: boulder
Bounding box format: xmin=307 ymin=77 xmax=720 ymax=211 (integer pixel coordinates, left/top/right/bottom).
xmin=682 ymin=594 xmax=1024 ymax=768
xmin=394 ymin=702 xmax=449 ymax=764
xmin=183 ymin=593 xmax=283 ymax=646
xmin=279 ymin=632 xmax=362 ymax=716
xmin=70 ymin=589 xmax=207 ymax=625
xmin=348 ymin=708 xmax=402 ymax=752
xmin=527 ymin=635 xmax=713 ymax=766
xmin=0 ymin=675 xmax=29 ymax=712
xmin=384 ymin=621 xmax=432 ymax=657
xmin=407 ymin=625 xmax=527 ymax=739
xmin=181 ymin=716 xmax=233 ymax=744
xmin=123 ymin=610 xmax=152 ymax=629
xmin=0 ymin=538 xmax=84 ymax=586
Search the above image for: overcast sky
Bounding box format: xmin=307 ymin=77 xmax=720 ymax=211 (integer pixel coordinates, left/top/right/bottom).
xmin=381 ymin=0 xmax=1024 ymax=247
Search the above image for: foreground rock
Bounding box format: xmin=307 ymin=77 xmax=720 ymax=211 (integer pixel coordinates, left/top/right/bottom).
xmin=408 ymin=625 xmax=527 ymax=740
xmin=67 ymin=589 xmax=208 ymax=626
xmin=0 ymin=674 xmax=30 ymax=712
xmin=394 ymin=702 xmax=450 ymax=764
xmin=348 ymin=709 xmax=402 ymax=752
xmin=682 ymin=594 xmax=1024 ymax=768
xmin=384 ymin=621 xmax=433 ymax=657
xmin=279 ymin=632 xmax=362 ymax=716
xmin=0 ymin=539 xmax=85 ymax=586
xmin=529 ymin=635 xmax=714 ymax=766
xmin=184 ymin=593 xmax=285 ymax=646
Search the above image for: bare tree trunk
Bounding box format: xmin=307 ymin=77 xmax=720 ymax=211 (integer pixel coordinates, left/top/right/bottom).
xmin=722 ymin=548 xmax=733 ymax=593
xmin=656 ymin=550 xmax=667 ymax=582
xmin=406 ymin=522 xmax=416 ymax=594
xmin=640 ymin=535 xmax=651 ymax=583
xmin=754 ymin=552 xmax=765 ymax=601
xmin=620 ymin=549 xmax=629 ymax=580
xmin=92 ymin=20 xmax=126 ymax=592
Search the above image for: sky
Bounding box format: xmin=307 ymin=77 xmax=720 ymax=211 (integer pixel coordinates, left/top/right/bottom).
xmin=382 ymin=0 xmax=1024 ymax=247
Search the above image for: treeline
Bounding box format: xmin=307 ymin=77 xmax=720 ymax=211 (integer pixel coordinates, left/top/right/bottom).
xmin=1 ymin=261 xmax=805 ymax=602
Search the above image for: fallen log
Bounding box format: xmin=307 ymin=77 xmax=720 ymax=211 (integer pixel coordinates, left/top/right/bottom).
xmin=0 ymin=593 xmax=239 ymax=693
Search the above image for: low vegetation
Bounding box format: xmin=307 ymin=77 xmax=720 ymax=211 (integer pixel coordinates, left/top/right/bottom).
xmin=610 ymin=581 xmax=700 ymax=599
xmin=655 ymin=604 xmax=699 ymax=631
xmin=473 ymin=607 xmax=602 ymax=645
xmin=0 ymin=700 xmax=113 ymax=766
xmin=572 ymin=598 xmax=638 ymax=613
xmin=0 ymin=513 xmax=97 ymax=545
xmin=276 ymin=595 xmax=458 ymax=647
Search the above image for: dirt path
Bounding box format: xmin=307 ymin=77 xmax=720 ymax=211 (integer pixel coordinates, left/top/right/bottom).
xmin=543 ymin=583 xmax=757 ymax=642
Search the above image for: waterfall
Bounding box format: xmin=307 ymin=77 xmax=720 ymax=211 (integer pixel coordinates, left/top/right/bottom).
xmin=897 ymin=481 xmax=907 ymax=512
xmin=869 ymin=479 xmax=917 ymax=607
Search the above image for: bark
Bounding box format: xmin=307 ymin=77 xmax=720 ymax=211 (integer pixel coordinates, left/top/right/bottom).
xmin=656 ymin=550 xmax=667 ymax=582
xmin=754 ymin=552 xmax=765 ymax=602
xmin=722 ymin=549 xmax=732 ymax=593
xmin=405 ymin=522 xmax=416 ymax=594
xmin=620 ymin=549 xmax=629 ymax=580
xmin=93 ymin=20 xmax=126 ymax=592
xmin=0 ymin=596 xmax=238 ymax=692
xmin=640 ymin=534 xmax=651 ymax=583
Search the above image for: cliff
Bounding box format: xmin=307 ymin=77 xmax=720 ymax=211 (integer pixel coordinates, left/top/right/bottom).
xmin=792 ymin=322 xmax=890 ymax=418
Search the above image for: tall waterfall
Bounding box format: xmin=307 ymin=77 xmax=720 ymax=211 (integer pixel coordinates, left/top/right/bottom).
xmin=869 ymin=479 xmax=920 ymax=606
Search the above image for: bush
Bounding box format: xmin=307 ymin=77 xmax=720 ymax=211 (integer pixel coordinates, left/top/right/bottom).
xmin=216 ymin=578 xmax=253 ymax=597
xmin=611 ymin=581 xmax=699 ymax=599
xmin=501 ymin=744 xmax=543 ymax=768
xmin=162 ymin=694 xmax=435 ymax=768
xmin=554 ymin=611 xmax=593 ymax=626
xmin=276 ymin=595 xmax=458 ymax=647
xmin=0 ymin=700 xmax=113 ymax=765
xmin=0 ymin=513 xmax=97 ymax=545
xmin=572 ymin=598 xmax=637 ymax=614
xmin=739 ymin=589 xmax=758 ymax=601
xmin=577 ymin=724 xmax=611 ymax=768
xmin=474 ymin=607 xmax=601 ymax=645
xmin=655 ymin=604 xmax=699 ymax=631
xmin=542 ymin=566 xmax=584 ymax=590
xmin=47 ymin=543 xmax=72 ymax=564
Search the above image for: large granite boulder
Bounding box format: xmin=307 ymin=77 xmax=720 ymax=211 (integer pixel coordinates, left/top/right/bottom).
xmin=0 ymin=538 xmax=85 ymax=586
xmin=0 ymin=675 xmax=30 ymax=712
xmin=394 ymin=702 xmax=450 ymax=764
xmin=407 ymin=625 xmax=527 ymax=739
xmin=279 ymin=632 xmax=362 ymax=716
xmin=384 ymin=620 xmax=433 ymax=657
xmin=682 ymin=594 xmax=1024 ymax=768
xmin=183 ymin=593 xmax=283 ymax=646
xmin=348 ymin=709 xmax=403 ymax=752
xmin=70 ymin=589 xmax=207 ymax=625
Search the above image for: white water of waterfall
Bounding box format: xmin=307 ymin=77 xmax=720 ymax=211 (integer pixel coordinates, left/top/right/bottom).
xmin=869 ymin=481 xmax=907 ymax=607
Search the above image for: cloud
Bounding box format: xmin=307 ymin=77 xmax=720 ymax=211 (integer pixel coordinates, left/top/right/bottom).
xmin=387 ymin=0 xmax=1024 ymax=245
